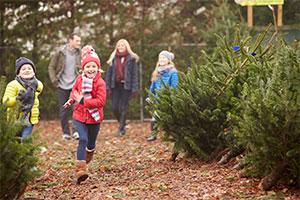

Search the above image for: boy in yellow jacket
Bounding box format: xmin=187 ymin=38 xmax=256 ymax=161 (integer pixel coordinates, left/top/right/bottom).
xmin=2 ymin=57 xmax=43 ymax=139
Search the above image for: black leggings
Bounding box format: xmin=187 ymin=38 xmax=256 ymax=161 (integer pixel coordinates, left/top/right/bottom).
xmin=111 ymin=83 xmax=131 ymax=133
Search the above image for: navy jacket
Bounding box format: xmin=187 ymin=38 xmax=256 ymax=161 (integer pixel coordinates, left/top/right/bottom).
xmin=105 ymin=54 xmax=139 ymax=93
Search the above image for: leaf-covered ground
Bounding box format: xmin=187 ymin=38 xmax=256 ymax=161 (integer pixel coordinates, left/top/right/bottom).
xmin=22 ymin=121 xmax=300 ymax=200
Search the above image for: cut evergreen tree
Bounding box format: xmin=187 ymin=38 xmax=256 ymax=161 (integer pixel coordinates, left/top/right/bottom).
xmin=233 ymin=41 xmax=300 ymax=190
xmin=0 ymin=76 xmax=40 ymax=200
xmin=146 ymin=26 xmax=275 ymax=161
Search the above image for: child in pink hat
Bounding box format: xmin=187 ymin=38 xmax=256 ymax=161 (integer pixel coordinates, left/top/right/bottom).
xmin=64 ymin=46 xmax=106 ymax=184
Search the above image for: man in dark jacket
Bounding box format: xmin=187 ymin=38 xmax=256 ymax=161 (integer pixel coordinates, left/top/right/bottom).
xmin=48 ymin=33 xmax=81 ymax=140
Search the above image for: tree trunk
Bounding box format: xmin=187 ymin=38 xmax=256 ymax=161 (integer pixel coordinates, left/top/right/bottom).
xmin=218 ymin=147 xmax=244 ymax=165
xmin=16 ymin=184 xmax=27 ymax=200
xmin=258 ymin=161 xmax=287 ymax=191
xmin=210 ymin=147 xmax=228 ymax=162
xmin=0 ymin=2 xmax=5 ymax=76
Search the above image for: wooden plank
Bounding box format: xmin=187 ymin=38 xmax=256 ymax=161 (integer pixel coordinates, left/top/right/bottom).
xmin=236 ymin=0 xmax=284 ymax=6
xmin=278 ymin=5 xmax=283 ymax=26
xmin=247 ymin=6 xmax=253 ymax=27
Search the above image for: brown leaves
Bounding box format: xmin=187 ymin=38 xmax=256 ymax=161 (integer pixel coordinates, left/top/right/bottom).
xmin=21 ymin=121 xmax=300 ymax=200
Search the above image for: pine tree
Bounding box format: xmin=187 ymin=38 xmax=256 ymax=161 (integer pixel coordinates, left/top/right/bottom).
xmin=234 ymin=41 xmax=300 ymax=190
xmin=146 ymin=26 xmax=275 ymax=160
xmin=201 ymin=0 xmax=249 ymax=53
xmin=0 ymin=77 xmax=40 ymax=199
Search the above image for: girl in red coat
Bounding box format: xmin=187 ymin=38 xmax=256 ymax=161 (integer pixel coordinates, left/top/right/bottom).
xmin=64 ymin=45 xmax=106 ymax=184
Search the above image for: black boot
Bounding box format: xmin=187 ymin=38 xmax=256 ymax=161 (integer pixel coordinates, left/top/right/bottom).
xmin=118 ymin=129 xmax=126 ymax=136
xmin=147 ymin=135 xmax=157 ymax=141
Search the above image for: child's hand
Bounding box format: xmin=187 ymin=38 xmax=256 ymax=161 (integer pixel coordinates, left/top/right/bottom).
xmin=16 ymin=90 xmax=26 ymax=101
xmin=145 ymin=97 xmax=151 ymax=103
xmin=73 ymin=91 xmax=83 ymax=103
xmin=63 ymin=99 xmax=74 ymax=108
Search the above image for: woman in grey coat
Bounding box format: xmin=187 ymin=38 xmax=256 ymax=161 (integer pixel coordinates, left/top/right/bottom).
xmin=105 ymin=39 xmax=139 ymax=136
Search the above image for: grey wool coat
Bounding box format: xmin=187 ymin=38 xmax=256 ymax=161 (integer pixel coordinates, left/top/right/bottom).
xmin=105 ymin=54 xmax=139 ymax=93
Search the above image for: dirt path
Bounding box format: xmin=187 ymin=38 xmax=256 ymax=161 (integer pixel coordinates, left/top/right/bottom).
xmin=22 ymin=121 xmax=299 ymax=200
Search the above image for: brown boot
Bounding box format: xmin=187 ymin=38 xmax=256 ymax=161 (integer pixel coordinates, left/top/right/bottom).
xmin=75 ymin=160 xmax=88 ymax=184
xmin=86 ymin=148 xmax=95 ymax=164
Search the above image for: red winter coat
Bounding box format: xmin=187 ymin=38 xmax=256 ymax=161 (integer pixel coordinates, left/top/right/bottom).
xmin=70 ymin=73 xmax=106 ymax=124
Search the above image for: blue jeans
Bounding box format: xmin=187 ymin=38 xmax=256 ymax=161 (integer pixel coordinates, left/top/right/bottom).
xmin=21 ymin=124 xmax=33 ymax=139
xmin=74 ymin=120 xmax=100 ymax=161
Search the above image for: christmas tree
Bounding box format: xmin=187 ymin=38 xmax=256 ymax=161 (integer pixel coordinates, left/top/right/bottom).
xmin=0 ymin=76 xmax=40 ymax=199
xmin=146 ymin=26 xmax=275 ymax=161
xmin=234 ymin=41 xmax=300 ymax=190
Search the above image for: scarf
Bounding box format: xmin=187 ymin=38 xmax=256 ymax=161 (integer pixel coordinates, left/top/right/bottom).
xmin=16 ymin=75 xmax=38 ymax=91
xmin=15 ymin=76 xmax=38 ymax=112
xmin=157 ymin=64 xmax=174 ymax=78
xmin=115 ymin=50 xmax=128 ymax=82
xmin=82 ymin=75 xmax=100 ymax=121
xmin=15 ymin=76 xmax=38 ymax=125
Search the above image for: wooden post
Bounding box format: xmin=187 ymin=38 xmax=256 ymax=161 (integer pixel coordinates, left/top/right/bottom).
xmin=247 ymin=6 xmax=253 ymax=27
xmin=277 ymin=5 xmax=283 ymax=27
xmin=139 ymin=62 xmax=144 ymax=121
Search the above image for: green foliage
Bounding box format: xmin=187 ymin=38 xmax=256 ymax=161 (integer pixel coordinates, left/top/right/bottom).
xmin=0 ymin=76 xmax=6 ymax=99
xmin=1 ymin=1 xmax=298 ymax=119
xmin=147 ymin=26 xmax=275 ymax=159
xmin=0 ymin=78 xmax=40 ymax=200
xmin=234 ymin=41 xmax=300 ymax=180
xmin=202 ymin=0 xmax=249 ymax=52
xmin=0 ymin=0 xmax=237 ymax=119
xmin=35 ymin=59 xmax=58 ymax=119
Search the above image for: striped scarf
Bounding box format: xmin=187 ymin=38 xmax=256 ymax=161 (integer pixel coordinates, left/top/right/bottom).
xmin=82 ymin=75 xmax=100 ymax=121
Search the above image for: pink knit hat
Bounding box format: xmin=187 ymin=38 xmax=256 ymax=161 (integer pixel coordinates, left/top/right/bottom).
xmin=81 ymin=46 xmax=101 ymax=69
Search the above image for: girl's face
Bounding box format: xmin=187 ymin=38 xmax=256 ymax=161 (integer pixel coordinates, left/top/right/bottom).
xmin=18 ymin=64 xmax=35 ymax=80
xmin=116 ymin=41 xmax=127 ymax=53
xmin=83 ymin=61 xmax=98 ymax=78
xmin=158 ymin=55 xmax=169 ymax=66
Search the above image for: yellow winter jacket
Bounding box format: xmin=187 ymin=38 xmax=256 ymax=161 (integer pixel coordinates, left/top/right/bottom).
xmin=2 ymin=79 xmax=43 ymax=124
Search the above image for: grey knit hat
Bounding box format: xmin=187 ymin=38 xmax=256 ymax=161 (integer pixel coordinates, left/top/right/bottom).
xmin=159 ymin=50 xmax=174 ymax=61
xmin=15 ymin=57 xmax=36 ymax=75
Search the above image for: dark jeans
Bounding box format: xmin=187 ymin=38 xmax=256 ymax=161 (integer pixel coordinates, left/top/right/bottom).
xmin=73 ymin=120 xmax=100 ymax=161
xmin=111 ymin=82 xmax=131 ymax=133
xmin=57 ymin=88 xmax=76 ymax=135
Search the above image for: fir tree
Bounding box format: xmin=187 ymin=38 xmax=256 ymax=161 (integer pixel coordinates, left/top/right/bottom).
xmin=234 ymin=41 xmax=300 ymax=190
xmin=0 ymin=77 xmax=40 ymax=199
xmin=146 ymin=26 xmax=275 ymax=161
xmin=201 ymin=0 xmax=249 ymax=53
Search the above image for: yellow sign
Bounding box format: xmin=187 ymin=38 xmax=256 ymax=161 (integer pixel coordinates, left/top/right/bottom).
xmin=235 ymin=0 xmax=284 ymax=6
